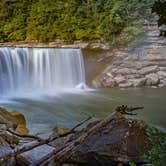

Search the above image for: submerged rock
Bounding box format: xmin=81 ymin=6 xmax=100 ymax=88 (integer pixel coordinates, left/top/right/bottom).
xmin=71 ymin=117 xmax=149 ymax=165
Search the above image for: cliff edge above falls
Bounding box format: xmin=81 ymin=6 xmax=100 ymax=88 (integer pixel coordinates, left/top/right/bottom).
xmin=97 ymin=27 xmax=166 ymax=88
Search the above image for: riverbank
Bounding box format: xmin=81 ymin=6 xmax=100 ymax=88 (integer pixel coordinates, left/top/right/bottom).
xmin=0 ymin=106 xmax=162 ymax=166
xmin=98 ymin=26 xmax=166 ymax=88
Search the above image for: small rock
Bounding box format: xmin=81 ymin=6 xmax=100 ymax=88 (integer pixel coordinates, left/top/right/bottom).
xmin=131 ymin=78 xmax=146 ymax=87
xmin=114 ymin=76 xmax=126 ymax=84
xmin=145 ymin=73 xmax=159 ymax=86
xmin=157 ymin=71 xmax=166 ymax=78
xmin=116 ymin=68 xmax=137 ymax=75
xmin=53 ymin=125 xmax=68 ymax=135
xmin=102 ymin=78 xmax=117 ymax=87
xmin=139 ymin=66 xmax=158 ymax=75
xmin=0 ymin=124 xmax=7 ymax=131
xmin=119 ymin=82 xmax=133 ymax=88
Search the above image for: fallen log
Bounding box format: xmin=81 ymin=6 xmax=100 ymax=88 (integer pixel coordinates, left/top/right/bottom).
xmin=7 ymin=128 xmax=42 ymax=141
xmin=0 ymin=115 xmax=93 ymax=160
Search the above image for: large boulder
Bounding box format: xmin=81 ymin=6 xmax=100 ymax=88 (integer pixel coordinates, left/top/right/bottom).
xmin=0 ymin=108 xmax=29 ymax=134
xmin=71 ymin=117 xmax=149 ymax=165
xmin=10 ymin=110 xmax=29 ymax=134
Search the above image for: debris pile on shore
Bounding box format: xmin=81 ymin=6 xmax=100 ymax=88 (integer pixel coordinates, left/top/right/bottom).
xmin=0 ymin=106 xmax=150 ymax=166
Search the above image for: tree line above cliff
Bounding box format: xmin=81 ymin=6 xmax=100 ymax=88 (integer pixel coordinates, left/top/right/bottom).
xmin=0 ymin=0 xmax=158 ymax=43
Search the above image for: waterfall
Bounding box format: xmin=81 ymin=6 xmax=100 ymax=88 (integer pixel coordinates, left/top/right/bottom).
xmin=0 ymin=47 xmax=86 ymax=96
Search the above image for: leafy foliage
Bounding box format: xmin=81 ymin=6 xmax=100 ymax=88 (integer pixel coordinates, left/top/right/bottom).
xmin=142 ymin=127 xmax=166 ymax=166
xmin=0 ymin=0 xmax=156 ymax=43
xmin=152 ymin=0 xmax=166 ymax=26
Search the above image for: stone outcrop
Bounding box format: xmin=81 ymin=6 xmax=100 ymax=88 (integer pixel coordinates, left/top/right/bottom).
xmin=70 ymin=117 xmax=149 ymax=165
xmin=98 ymin=27 xmax=166 ymax=88
xmin=0 ymin=108 xmax=29 ymax=134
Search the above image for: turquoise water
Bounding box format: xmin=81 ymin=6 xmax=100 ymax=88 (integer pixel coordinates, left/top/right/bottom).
xmin=0 ymin=87 xmax=166 ymax=134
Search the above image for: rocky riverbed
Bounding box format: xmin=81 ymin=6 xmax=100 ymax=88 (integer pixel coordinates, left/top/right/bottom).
xmin=98 ymin=27 xmax=166 ymax=88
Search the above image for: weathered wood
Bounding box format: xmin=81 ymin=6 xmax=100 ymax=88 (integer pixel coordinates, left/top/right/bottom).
xmin=0 ymin=115 xmax=93 ymax=160
xmin=7 ymin=128 xmax=42 ymax=141
xmin=30 ymin=111 xmax=119 ymax=166
xmin=116 ymin=105 xmax=144 ymax=115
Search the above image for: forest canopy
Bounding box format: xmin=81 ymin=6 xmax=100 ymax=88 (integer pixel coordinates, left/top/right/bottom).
xmin=0 ymin=0 xmax=157 ymax=43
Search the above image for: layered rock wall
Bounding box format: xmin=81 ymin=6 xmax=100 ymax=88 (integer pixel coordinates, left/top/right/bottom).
xmin=99 ymin=29 xmax=166 ymax=88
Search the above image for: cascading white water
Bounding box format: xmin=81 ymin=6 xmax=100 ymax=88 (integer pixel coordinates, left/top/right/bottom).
xmin=0 ymin=47 xmax=86 ymax=96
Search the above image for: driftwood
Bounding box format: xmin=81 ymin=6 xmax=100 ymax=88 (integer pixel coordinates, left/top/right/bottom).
xmin=30 ymin=105 xmax=144 ymax=166
xmin=0 ymin=115 xmax=93 ymax=160
xmin=116 ymin=105 xmax=144 ymax=115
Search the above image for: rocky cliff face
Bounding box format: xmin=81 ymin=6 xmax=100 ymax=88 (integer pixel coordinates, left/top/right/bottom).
xmin=98 ymin=27 xmax=166 ymax=88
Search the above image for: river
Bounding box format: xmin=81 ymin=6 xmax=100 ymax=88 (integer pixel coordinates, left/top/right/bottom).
xmin=0 ymin=87 xmax=165 ymax=134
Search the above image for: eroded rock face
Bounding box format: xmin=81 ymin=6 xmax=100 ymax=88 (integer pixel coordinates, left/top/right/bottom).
xmin=71 ymin=117 xmax=149 ymax=165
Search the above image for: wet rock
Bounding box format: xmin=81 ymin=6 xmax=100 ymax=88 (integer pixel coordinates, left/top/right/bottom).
xmin=119 ymin=82 xmax=133 ymax=88
xmin=71 ymin=117 xmax=149 ymax=165
xmin=131 ymin=78 xmax=146 ymax=87
xmin=145 ymin=73 xmax=159 ymax=86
